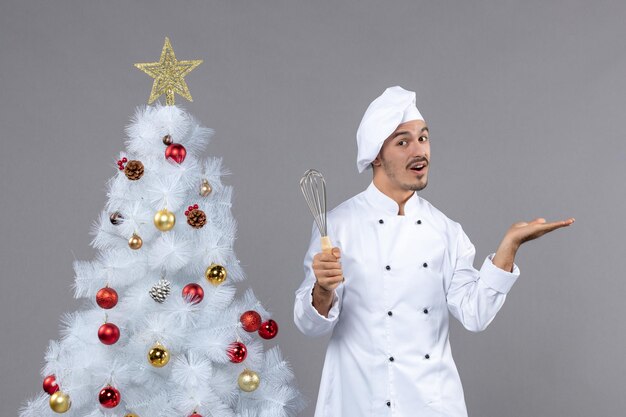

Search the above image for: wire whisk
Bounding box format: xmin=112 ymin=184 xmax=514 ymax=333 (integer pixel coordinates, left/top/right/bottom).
xmin=300 ymin=169 xmax=333 ymax=254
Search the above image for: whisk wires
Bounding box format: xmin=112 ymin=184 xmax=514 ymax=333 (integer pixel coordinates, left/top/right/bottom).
xmin=299 ymin=169 xmax=328 ymax=237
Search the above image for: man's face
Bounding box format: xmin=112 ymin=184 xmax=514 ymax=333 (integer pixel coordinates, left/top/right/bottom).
xmin=372 ymin=119 xmax=430 ymax=192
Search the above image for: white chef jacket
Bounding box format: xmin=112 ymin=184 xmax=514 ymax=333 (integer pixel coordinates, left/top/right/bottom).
xmin=294 ymin=181 xmax=520 ymax=417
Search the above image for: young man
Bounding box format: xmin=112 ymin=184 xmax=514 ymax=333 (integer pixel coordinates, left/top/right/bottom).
xmin=294 ymin=86 xmax=574 ymax=417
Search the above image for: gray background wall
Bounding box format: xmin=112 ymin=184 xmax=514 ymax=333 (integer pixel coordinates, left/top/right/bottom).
xmin=1 ymin=1 xmax=624 ymax=416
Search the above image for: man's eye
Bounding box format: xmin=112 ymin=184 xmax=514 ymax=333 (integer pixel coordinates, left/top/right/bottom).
xmin=419 ymin=136 xmax=429 ymax=142
xmin=398 ymin=140 xmax=407 ymax=146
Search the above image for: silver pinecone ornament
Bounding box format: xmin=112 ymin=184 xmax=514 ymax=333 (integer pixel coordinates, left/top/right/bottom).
xmin=149 ymin=278 xmax=171 ymax=303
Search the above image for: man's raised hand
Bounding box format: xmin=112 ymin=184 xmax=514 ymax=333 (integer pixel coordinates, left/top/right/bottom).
xmin=506 ymin=217 xmax=575 ymax=247
xmin=310 ymin=247 xmax=344 ymax=317
xmin=313 ymin=247 xmax=344 ymax=292
xmin=492 ymin=217 xmax=575 ymax=273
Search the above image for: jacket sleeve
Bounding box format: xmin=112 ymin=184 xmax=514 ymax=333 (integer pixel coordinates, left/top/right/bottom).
xmin=446 ymin=225 xmax=520 ymax=332
xmin=293 ymin=222 xmax=343 ymax=337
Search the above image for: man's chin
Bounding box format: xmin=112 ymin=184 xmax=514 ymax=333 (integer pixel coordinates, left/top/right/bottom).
xmin=404 ymin=180 xmax=427 ymax=192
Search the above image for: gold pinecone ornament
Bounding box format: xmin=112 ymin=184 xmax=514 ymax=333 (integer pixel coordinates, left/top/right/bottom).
xmin=185 ymin=204 xmax=206 ymax=228
xmin=124 ymin=160 xmax=144 ymax=180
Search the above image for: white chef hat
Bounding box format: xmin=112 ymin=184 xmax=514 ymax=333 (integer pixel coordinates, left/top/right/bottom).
xmin=356 ymin=86 xmax=424 ymax=173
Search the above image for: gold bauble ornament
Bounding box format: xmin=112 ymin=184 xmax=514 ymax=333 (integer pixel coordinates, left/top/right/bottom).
xmin=238 ymin=369 xmax=260 ymax=392
xmin=154 ymin=208 xmax=176 ymax=231
xmin=49 ymin=391 xmax=71 ymax=413
xmin=200 ymin=179 xmax=212 ymax=197
xmin=128 ymin=233 xmax=143 ymax=250
xmin=148 ymin=343 xmax=170 ymax=367
xmin=125 ymin=414 xmax=140 ymax=417
xmin=205 ymin=263 xmax=227 ymax=286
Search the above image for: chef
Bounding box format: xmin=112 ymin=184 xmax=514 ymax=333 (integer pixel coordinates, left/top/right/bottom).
xmin=293 ymin=86 xmax=574 ymax=417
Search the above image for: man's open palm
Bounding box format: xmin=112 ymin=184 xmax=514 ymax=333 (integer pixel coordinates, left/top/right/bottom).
xmin=506 ymin=217 xmax=575 ymax=246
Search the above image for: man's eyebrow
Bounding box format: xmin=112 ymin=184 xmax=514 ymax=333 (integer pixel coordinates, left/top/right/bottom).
xmin=392 ymin=130 xmax=410 ymax=138
xmin=392 ymin=126 xmax=429 ymax=138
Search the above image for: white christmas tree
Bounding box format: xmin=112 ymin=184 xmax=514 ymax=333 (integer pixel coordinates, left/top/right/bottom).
xmin=20 ymin=39 xmax=304 ymax=417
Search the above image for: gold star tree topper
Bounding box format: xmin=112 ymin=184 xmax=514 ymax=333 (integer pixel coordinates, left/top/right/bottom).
xmin=135 ymin=37 xmax=203 ymax=106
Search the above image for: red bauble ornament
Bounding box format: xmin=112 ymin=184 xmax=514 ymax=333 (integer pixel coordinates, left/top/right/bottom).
xmin=165 ymin=143 xmax=187 ymax=164
xmin=258 ymin=319 xmax=279 ymax=339
xmin=43 ymin=374 xmax=59 ymax=395
xmin=182 ymin=283 xmax=204 ymax=304
xmin=96 ymin=287 xmax=118 ymax=309
xmin=240 ymin=310 xmax=262 ymax=332
xmin=189 ymin=413 xmax=203 ymax=417
xmin=227 ymin=341 xmax=248 ymax=363
xmin=98 ymin=385 xmax=121 ymax=408
xmin=98 ymin=323 xmax=120 ymax=345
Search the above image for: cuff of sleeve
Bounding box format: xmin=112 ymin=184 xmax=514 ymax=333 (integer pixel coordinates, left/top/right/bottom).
xmin=479 ymin=253 xmax=521 ymax=294
xmin=303 ymin=283 xmax=340 ymax=324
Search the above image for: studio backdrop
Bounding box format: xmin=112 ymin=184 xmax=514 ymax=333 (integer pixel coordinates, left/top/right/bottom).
xmin=1 ymin=1 xmax=624 ymax=416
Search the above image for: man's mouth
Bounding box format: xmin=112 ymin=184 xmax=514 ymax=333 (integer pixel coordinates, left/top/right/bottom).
xmin=408 ymin=161 xmax=428 ymax=173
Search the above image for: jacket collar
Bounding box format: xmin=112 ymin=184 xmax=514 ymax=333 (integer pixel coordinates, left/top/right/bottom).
xmin=363 ymin=181 xmax=421 ymax=216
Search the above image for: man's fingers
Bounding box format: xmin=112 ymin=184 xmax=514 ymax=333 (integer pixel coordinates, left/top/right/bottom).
xmin=537 ymin=217 xmax=575 ymax=229
xmin=539 ymin=218 xmax=575 ymax=232
xmin=313 ymin=261 xmax=342 ymax=270
xmin=318 ymin=276 xmax=344 ymax=287
xmin=519 ymin=218 xmax=576 ymax=242
xmin=313 ymin=247 xmax=344 ymax=286
xmin=317 ymin=252 xmax=341 ymax=262
xmin=316 ymin=268 xmax=343 ymax=277
xmin=318 ymin=280 xmax=341 ymax=291
xmin=321 ymin=274 xmax=344 ymax=283
xmin=511 ymin=217 xmax=575 ymax=245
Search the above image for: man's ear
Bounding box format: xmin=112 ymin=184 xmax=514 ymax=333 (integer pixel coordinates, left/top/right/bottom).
xmin=371 ymin=154 xmax=382 ymax=167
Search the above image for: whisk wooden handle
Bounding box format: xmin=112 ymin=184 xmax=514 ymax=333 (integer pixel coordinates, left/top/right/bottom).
xmin=320 ymin=235 xmax=333 ymax=254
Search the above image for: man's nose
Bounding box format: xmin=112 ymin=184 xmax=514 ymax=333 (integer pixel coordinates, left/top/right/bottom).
xmin=409 ymin=141 xmax=428 ymax=158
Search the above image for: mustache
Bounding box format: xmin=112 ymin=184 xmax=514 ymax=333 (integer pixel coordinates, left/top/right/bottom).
xmin=406 ymin=157 xmax=429 ymax=168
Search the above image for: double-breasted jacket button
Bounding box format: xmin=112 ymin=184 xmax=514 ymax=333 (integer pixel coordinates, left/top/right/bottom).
xmin=386 ymin=401 xmax=391 ymax=407
xmin=423 ymin=262 xmax=428 ymax=268
xmin=387 ymin=311 xmax=393 ymax=316
xmin=379 ymin=219 xmax=384 ymax=224
xmin=416 ymin=219 xmax=422 ymax=224
xmin=425 ymin=354 xmax=430 ymax=359
xmin=389 ymin=356 xmax=394 ymax=362
xmin=385 ymin=265 xmax=391 ymax=271
xmin=423 ymin=308 xmax=429 ymax=314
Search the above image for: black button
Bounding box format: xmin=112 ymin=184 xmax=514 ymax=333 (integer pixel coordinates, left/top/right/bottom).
xmin=423 ymin=308 xmax=429 ymax=314
xmin=423 ymin=262 xmax=428 ymax=268
xmin=389 ymin=356 xmax=394 ymax=362
xmin=385 ymin=265 xmax=391 ymax=270
xmin=379 ymin=219 xmax=384 ymax=224
xmin=425 ymin=354 xmax=430 ymax=359
xmin=386 ymin=401 xmax=391 ymax=407
xmin=417 ymin=220 xmax=422 ymax=224
xmin=388 ymin=311 xmax=393 ymax=316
